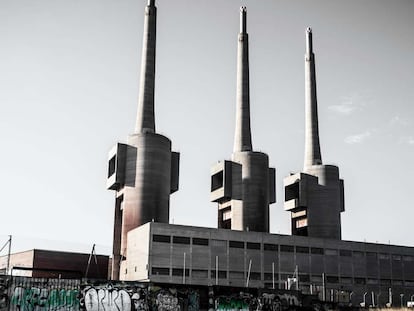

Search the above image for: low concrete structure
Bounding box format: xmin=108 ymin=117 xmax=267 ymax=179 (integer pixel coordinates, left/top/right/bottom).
xmin=210 ymin=8 xmax=275 ymax=233
xmin=122 ymin=222 xmax=414 ymax=307
xmin=107 ymin=0 xmax=179 ymax=280
xmin=0 ymin=249 xmax=109 ymax=279
xmin=284 ymin=28 xmax=344 ymax=239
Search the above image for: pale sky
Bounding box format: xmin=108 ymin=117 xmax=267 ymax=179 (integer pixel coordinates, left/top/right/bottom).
xmin=1 ymin=0 xmax=413 ymax=255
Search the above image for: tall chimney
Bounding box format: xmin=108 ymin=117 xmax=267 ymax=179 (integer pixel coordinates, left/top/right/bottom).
xmin=233 ymin=6 xmax=252 ymax=153
xmin=304 ymin=27 xmax=322 ymax=169
xmin=135 ymin=0 xmax=157 ymax=133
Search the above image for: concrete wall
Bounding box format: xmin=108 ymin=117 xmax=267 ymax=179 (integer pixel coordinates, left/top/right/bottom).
xmin=211 ymin=153 xmax=275 ymax=233
xmin=108 ymin=132 xmax=179 ymax=280
xmin=284 ymin=165 xmax=344 ymax=239
xmin=126 ymin=223 xmax=414 ymax=307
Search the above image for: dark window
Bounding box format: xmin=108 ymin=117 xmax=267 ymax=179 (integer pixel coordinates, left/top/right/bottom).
xmin=211 ymin=171 xmax=224 ymax=191
xmin=192 ymin=238 xmax=209 ymax=246
xmin=211 ymin=270 xmax=227 ymax=279
xmin=264 ymin=244 xmax=278 ymax=251
xmin=366 ymin=252 xmax=377 ymax=259
xmin=108 ymin=156 xmax=116 ymax=177
xmin=354 ymin=277 xmax=366 ymax=285
xmin=393 ymin=280 xmax=403 ymax=285
xmin=172 ymin=268 xmax=189 ymax=276
xmin=392 ymin=254 xmax=401 ymax=261
xmin=229 ymin=241 xmax=244 ymax=249
xmin=173 ymin=236 xmax=190 ymax=245
xmin=311 ymin=247 xmax=324 ymax=255
xmin=296 ymin=246 xmax=309 ymax=254
xmin=247 ymin=242 xmax=261 ymax=250
xmin=299 ymin=274 xmax=310 ymax=282
xmin=326 ymin=276 xmax=339 ymax=283
xmin=280 ymin=245 xmax=294 ymax=253
xmin=152 ymin=267 xmax=170 ymax=275
xmin=285 ymin=182 xmax=299 ymax=202
xmin=249 ymin=272 xmax=261 ymax=280
xmin=153 ymin=235 xmax=171 ymax=243
xmin=339 ymin=249 xmax=352 ymax=257
xmin=380 ymin=279 xmax=391 ymax=285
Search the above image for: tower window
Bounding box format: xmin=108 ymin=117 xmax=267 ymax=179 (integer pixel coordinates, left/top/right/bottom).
xmin=211 ymin=171 xmax=224 ymax=191
xmin=108 ymin=156 xmax=116 ymax=177
xmin=285 ymin=182 xmax=299 ymax=201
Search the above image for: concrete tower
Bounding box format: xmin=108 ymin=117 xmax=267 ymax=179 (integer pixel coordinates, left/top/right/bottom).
xmin=107 ymin=0 xmax=179 ymax=280
xmin=210 ymin=7 xmax=276 ymax=233
xmin=284 ymin=28 xmax=344 ymax=239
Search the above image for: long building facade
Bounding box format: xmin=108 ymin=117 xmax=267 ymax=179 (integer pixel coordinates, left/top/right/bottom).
xmin=122 ymin=222 xmax=414 ymax=307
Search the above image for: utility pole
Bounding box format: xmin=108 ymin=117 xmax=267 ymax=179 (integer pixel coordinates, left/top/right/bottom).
xmin=85 ymin=244 xmax=99 ymax=278
xmin=0 ymin=235 xmax=12 ymax=276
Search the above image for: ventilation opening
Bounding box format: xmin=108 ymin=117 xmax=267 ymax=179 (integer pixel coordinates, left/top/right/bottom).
xmin=285 ymin=182 xmax=299 ymax=201
xmin=211 ymin=171 xmax=224 ymax=191
xmin=219 ymin=208 xmax=231 ymax=229
xmin=108 ymin=155 xmax=116 ymax=177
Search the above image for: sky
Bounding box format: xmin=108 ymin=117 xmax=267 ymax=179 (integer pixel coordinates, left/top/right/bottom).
xmin=0 ymin=0 xmax=413 ymax=256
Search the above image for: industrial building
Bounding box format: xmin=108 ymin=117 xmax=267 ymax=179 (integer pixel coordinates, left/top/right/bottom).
xmin=105 ymin=1 xmax=414 ymax=308
xmin=122 ymin=222 xmax=414 ymax=306
xmin=0 ymin=249 xmax=109 ymax=279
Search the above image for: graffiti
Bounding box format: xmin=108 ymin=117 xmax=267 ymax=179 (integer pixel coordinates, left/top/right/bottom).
xmin=79 ymin=285 xmax=198 ymax=311
xmin=256 ymin=292 xmax=299 ymax=311
xmin=215 ymin=294 xmax=252 ymax=311
xmin=81 ymin=284 xmax=147 ymax=311
xmin=187 ymin=291 xmax=199 ymax=311
xmin=0 ymin=278 xmax=8 ymax=311
xmin=10 ymin=286 xmax=80 ymax=311
xmin=154 ymin=290 xmax=179 ymax=311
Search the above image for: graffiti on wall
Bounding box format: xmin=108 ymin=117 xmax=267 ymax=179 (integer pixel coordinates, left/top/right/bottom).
xmin=0 ymin=278 xmax=8 ymax=311
xmin=0 ymin=276 xmax=81 ymax=311
xmin=215 ymin=291 xmax=300 ymax=311
xmin=80 ymin=283 xmax=199 ymax=311
xmin=81 ymin=284 xmax=147 ymax=311
xmin=215 ymin=293 xmax=256 ymax=311
xmin=10 ymin=286 xmax=80 ymax=311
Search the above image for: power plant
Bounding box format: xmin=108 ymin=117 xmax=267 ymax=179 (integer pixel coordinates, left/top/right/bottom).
xmin=103 ymin=2 xmax=414 ymax=307
xmin=1 ymin=1 xmax=412 ymax=310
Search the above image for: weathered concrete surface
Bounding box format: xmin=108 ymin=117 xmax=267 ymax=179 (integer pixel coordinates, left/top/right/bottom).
xmin=211 ymin=8 xmax=275 ymax=233
xmin=284 ymin=28 xmax=343 ymax=240
xmin=107 ymin=0 xmax=179 ymax=280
